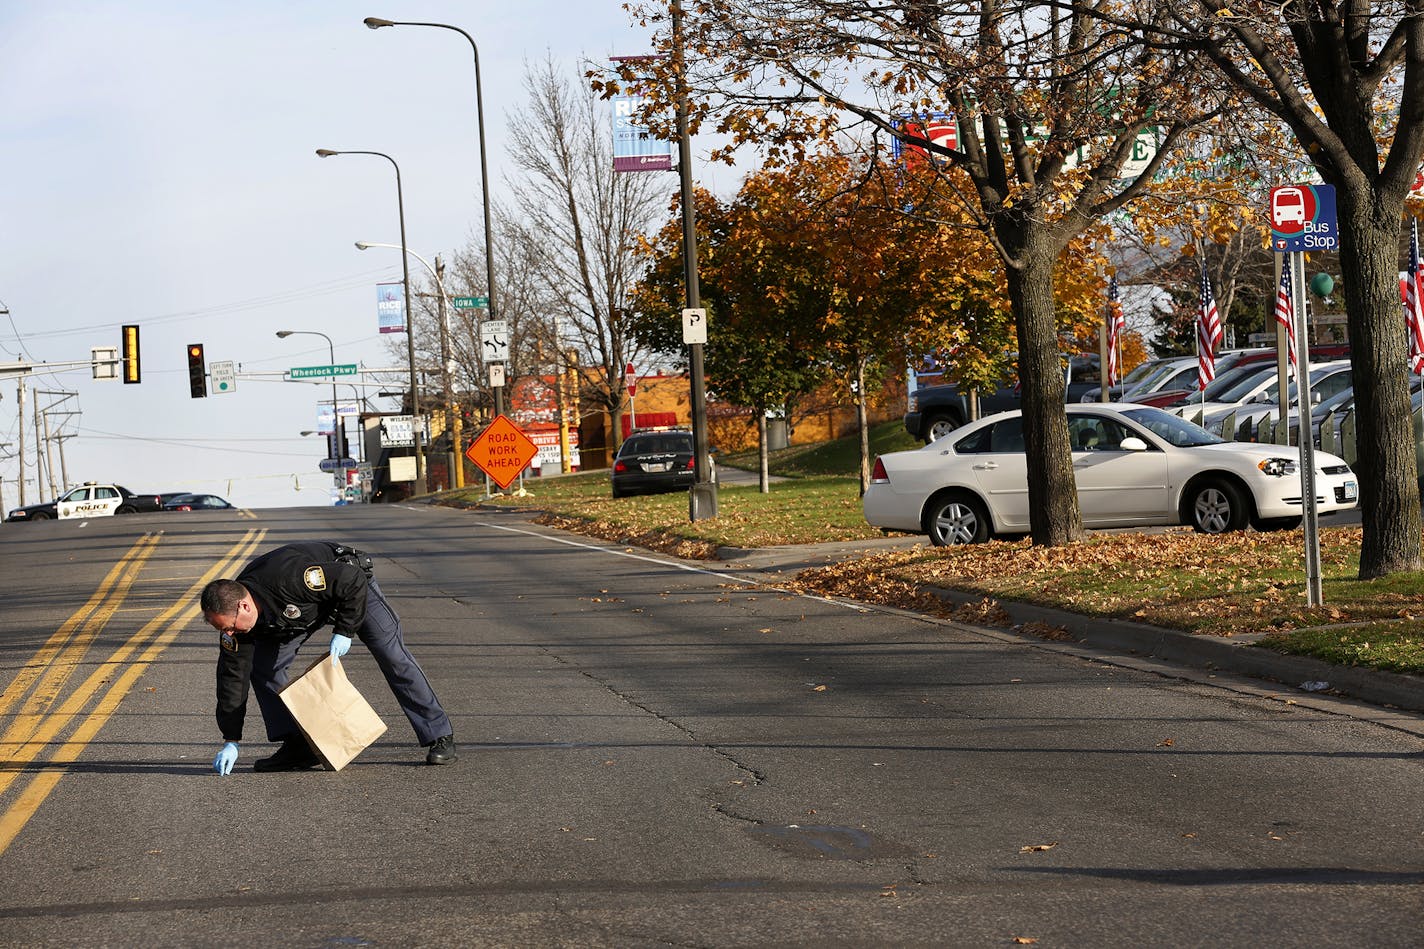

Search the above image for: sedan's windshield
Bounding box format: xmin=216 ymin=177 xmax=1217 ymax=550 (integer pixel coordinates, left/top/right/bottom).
xmin=1196 ymin=363 xmax=1268 ymax=401
xmin=1126 ymin=360 xmax=1184 ymax=392
xmin=1120 ymin=406 xmax=1224 ymax=447
xmin=1216 ymin=366 xmax=1276 ymax=401
xmin=1121 ymin=360 xmax=1161 ymax=387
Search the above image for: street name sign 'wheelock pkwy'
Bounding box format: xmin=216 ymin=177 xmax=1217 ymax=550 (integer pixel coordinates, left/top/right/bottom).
xmin=288 ymin=364 xmax=358 ymax=379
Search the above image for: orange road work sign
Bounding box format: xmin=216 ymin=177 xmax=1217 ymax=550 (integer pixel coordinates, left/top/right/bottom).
xmin=465 ymin=414 xmax=539 ymax=489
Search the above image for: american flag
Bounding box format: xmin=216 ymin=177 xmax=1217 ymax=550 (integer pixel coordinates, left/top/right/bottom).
xmin=1106 ymin=276 xmax=1124 ymax=387
xmin=1406 ymin=219 xmax=1424 ymax=375
xmin=1273 ymin=266 xmax=1297 ymax=374
xmin=1196 ymin=263 xmax=1223 ymax=389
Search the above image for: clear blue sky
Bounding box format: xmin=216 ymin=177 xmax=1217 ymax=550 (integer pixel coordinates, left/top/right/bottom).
xmin=0 ymin=1 xmax=673 ymax=510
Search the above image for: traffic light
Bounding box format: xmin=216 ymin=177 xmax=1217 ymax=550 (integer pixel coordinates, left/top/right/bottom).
xmin=121 ymin=324 xmax=141 ymax=384
xmin=187 ymin=343 xmax=207 ymax=398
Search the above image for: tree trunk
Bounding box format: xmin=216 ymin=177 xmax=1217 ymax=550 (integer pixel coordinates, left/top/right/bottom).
xmin=757 ymin=411 xmax=770 ymax=494
xmin=1003 ymin=227 xmax=1085 ymax=546
xmin=857 ymin=358 xmax=871 ymax=497
xmin=1333 ymin=185 xmax=1423 ymax=578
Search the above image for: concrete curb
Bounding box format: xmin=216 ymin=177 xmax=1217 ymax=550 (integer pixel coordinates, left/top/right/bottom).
xmin=926 ymin=585 xmax=1424 ymax=714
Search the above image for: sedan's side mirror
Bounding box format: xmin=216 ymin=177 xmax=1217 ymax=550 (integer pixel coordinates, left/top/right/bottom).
xmin=1119 ymin=436 xmax=1149 ymax=451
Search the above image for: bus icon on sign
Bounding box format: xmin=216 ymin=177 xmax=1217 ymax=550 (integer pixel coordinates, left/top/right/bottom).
xmin=1272 ymin=187 xmax=1307 ymax=228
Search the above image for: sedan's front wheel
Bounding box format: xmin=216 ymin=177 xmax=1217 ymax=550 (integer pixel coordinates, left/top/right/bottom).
xmin=1187 ymin=479 xmax=1250 ymax=534
xmin=924 ymin=492 xmax=991 ymax=546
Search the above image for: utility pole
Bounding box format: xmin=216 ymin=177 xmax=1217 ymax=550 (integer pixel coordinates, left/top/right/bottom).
xmin=38 ymin=399 xmax=56 ymax=500
xmin=16 ymin=380 xmax=25 ymax=506
xmin=673 ymin=0 xmax=716 ymax=521
xmin=38 ymin=392 xmax=79 ymax=494
xmin=436 ymin=254 xmax=463 ymax=489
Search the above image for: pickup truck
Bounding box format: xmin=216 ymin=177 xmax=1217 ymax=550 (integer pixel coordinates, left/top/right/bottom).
xmin=5 ymin=483 xmax=165 ymax=522
xmin=905 ymin=354 xmax=1104 ymax=443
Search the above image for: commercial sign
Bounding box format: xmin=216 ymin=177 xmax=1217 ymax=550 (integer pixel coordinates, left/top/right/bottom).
xmin=376 ymin=282 xmax=406 ymax=334
xmin=528 ymin=428 xmax=580 ymax=471
xmin=1269 ymin=183 xmax=1339 ymax=252
xmin=893 ymin=113 xmax=959 ymax=166
xmin=612 ymin=95 xmax=672 ymax=173
xmin=464 ymin=414 xmax=540 ymax=489
xmin=379 ymin=415 xmax=414 ymax=447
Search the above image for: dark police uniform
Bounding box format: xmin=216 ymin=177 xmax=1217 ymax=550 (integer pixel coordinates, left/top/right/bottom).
xmin=216 ymin=541 xmax=452 ymax=747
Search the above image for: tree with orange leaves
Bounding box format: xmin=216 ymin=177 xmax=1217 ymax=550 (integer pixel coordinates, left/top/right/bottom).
xmin=634 ymin=149 xmax=1112 ymax=493
xmin=608 ymin=0 xmax=1227 ymax=545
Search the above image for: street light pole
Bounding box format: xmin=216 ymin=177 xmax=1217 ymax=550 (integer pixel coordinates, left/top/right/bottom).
xmin=355 ymin=241 xmax=462 ymax=488
xmin=315 ymin=147 xmax=426 ymax=490
xmin=672 ymin=0 xmax=717 ymax=521
xmin=363 ymin=17 xmax=502 ymax=417
xmin=276 ymin=330 xmax=341 ymax=462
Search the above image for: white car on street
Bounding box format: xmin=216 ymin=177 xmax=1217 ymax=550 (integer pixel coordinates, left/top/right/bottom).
xmin=863 ymin=404 xmax=1359 ymax=545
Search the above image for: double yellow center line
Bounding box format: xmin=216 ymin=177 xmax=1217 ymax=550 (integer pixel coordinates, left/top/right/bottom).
xmin=0 ymin=528 xmax=268 ymax=855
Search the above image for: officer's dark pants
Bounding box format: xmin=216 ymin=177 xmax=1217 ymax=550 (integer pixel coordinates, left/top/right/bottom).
xmin=249 ymin=579 xmax=453 ymax=746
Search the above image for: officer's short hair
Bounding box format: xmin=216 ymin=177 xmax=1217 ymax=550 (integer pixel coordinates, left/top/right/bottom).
xmin=201 ymin=579 xmax=248 ymax=615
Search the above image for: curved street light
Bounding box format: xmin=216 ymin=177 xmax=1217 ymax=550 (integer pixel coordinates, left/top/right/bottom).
xmin=362 ymin=16 xmax=502 ymax=415
xmin=315 ymin=147 xmax=425 ymax=488
xmin=356 ymin=240 xmax=463 ymax=488
xmin=276 ymin=329 xmax=342 ymax=463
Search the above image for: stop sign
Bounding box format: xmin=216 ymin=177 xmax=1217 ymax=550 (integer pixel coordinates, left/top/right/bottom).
xmin=625 ymin=362 xmax=637 ymax=397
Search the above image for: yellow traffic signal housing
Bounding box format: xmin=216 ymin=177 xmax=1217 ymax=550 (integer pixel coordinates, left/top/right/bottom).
xmin=121 ymin=324 xmax=141 ymax=384
xmin=187 ymin=343 xmax=207 ymax=398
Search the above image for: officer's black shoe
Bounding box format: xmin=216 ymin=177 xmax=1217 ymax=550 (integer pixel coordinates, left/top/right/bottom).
xmin=253 ymin=737 xmax=322 ymax=773
xmin=426 ymin=734 xmax=457 ymax=765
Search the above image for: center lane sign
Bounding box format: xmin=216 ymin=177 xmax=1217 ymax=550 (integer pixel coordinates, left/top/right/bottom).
xmin=464 ymin=414 xmax=539 ymax=489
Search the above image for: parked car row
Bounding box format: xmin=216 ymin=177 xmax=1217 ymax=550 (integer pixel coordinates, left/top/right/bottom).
xmin=1090 ymin=344 xmax=1352 ymax=410
xmin=5 ymin=486 xmax=235 ymax=522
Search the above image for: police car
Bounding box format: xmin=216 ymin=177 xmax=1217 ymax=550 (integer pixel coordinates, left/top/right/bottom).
xmin=5 ymin=482 xmax=164 ymax=522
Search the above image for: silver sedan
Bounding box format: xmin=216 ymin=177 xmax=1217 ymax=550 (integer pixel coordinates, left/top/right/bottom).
xmin=863 ymin=404 xmax=1359 ymax=545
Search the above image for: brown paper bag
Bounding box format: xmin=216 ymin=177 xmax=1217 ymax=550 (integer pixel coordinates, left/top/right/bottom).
xmin=278 ymin=654 xmax=387 ymax=771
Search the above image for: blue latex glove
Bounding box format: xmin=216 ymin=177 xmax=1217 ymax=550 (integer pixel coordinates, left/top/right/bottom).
xmin=329 ymin=633 xmax=352 ymax=659
xmin=213 ymin=741 xmax=239 ymax=775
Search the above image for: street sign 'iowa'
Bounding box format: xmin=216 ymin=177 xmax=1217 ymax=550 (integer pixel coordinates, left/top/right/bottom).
xmin=465 ymin=414 xmax=539 ymax=489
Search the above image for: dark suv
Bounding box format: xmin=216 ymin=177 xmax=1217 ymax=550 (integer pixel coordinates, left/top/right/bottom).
xmin=905 ymin=354 xmax=1104 ymax=443
xmin=611 ymin=430 xmax=706 ymax=497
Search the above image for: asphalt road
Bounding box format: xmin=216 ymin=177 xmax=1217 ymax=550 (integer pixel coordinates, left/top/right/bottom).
xmin=0 ymin=504 xmax=1421 ymax=947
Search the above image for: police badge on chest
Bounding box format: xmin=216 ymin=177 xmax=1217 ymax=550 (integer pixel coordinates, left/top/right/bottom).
xmin=283 ymin=604 xmax=302 ymax=619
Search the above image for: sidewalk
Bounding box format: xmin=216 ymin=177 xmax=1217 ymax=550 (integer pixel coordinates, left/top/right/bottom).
xmin=714 ymin=536 xmax=1424 ymax=719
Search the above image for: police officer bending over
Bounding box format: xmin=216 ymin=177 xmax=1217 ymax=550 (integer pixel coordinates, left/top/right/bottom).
xmin=200 ymin=541 xmax=456 ymax=773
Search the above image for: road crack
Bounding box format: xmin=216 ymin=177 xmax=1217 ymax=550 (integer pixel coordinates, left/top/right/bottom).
xmin=536 ymin=645 xmax=767 ymax=786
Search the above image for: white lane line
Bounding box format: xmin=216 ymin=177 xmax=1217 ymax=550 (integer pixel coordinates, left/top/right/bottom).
xmin=479 ymin=520 xmax=869 ymax=612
